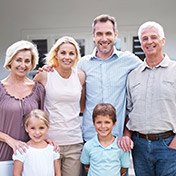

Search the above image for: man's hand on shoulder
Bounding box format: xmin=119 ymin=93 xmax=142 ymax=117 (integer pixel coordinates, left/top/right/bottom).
xmin=118 ymin=136 xmax=134 ymax=152
xmin=37 ymin=65 xmax=54 ymax=74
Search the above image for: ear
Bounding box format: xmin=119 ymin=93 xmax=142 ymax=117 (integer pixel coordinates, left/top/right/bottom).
xmin=114 ymin=30 xmax=118 ymax=40
xmin=92 ymin=32 xmax=96 ymax=42
xmin=162 ymin=37 xmax=166 ymax=46
xmin=113 ymin=122 xmax=116 ymax=127
xmin=25 ymin=126 xmax=29 ymax=133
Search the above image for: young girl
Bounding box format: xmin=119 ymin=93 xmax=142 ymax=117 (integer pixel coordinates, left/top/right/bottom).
xmin=12 ymin=109 xmax=61 ymax=176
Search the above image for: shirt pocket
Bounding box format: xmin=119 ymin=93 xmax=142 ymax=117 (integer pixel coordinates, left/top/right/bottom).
xmin=161 ymin=79 xmax=176 ymax=100
xmin=129 ymin=81 xmax=141 ymax=100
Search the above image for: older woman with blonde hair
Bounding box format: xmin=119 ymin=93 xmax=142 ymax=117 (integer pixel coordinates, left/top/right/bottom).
xmin=34 ymin=36 xmax=85 ymax=176
xmin=0 ymin=40 xmax=45 ymax=175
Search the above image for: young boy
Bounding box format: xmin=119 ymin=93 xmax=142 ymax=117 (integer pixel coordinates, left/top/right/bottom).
xmin=80 ymin=103 xmax=130 ymax=176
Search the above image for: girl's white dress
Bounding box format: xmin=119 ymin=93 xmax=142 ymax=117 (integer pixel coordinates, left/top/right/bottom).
xmin=13 ymin=144 xmax=60 ymax=176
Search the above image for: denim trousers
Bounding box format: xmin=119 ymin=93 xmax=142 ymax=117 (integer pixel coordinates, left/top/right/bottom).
xmin=132 ymin=133 xmax=176 ymax=176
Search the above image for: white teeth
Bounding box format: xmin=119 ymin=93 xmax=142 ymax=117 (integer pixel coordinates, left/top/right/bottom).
xmin=147 ymin=46 xmax=155 ymax=49
xmin=63 ymin=61 xmax=70 ymax=64
xmin=63 ymin=60 xmax=71 ymax=64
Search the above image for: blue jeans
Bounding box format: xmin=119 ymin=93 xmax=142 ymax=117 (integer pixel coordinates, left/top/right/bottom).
xmin=132 ymin=133 xmax=176 ymax=176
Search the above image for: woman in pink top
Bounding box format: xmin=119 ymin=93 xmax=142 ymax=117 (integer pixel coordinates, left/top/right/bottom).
xmin=0 ymin=40 xmax=45 ymax=175
xmin=34 ymin=36 xmax=85 ymax=176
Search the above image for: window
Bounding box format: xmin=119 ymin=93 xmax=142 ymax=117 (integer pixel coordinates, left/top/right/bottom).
xmin=132 ymin=36 xmax=145 ymax=61
xmin=32 ymin=39 xmax=47 ymax=69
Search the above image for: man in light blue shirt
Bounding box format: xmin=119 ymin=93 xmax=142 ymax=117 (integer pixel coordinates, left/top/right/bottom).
xmin=77 ymin=14 xmax=142 ymax=142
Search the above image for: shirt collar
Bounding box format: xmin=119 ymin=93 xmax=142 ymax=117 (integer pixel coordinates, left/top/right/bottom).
xmin=140 ymin=54 xmax=170 ymax=72
xmin=89 ymin=46 xmax=120 ymax=61
xmin=93 ymin=134 xmax=118 ymax=149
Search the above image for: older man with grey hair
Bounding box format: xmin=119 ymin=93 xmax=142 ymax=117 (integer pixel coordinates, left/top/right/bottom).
xmin=118 ymin=21 xmax=176 ymax=176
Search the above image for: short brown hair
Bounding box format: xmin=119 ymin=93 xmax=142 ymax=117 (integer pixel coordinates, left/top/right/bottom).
xmin=92 ymin=103 xmax=116 ymax=124
xmin=92 ymin=14 xmax=117 ymax=33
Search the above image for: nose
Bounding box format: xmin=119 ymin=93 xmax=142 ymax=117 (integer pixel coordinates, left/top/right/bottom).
xmin=147 ymin=37 xmax=152 ymax=43
xmin=35 ymin=130 xmax=40 ymax=135
xmin=20 ymin=61 xmax=26 ymax=68
xmin=64 ymin=53 xmax=70 ymax=59
xmin=101 ymin=34 xmax=108 ymax=41
xmin=101 ymin=123 xmax=105 ymax=128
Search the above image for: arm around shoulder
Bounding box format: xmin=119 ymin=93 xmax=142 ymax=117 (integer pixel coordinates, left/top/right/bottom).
xmin=33 ymin=72 xmax=47 ymax=87
xmin=77 ymin=69 xmax=86 ymax=86
xmin=0 ymin=131 xmax=28 ymax=155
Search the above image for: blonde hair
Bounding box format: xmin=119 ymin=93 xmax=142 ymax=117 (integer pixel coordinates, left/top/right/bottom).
xmin=25 ymin=109 xmax=49 ymax=128
xmin=47 ymin=36 xmax=80 ymax=68
xmin=4 ymin=40 xmax=39 ymax=71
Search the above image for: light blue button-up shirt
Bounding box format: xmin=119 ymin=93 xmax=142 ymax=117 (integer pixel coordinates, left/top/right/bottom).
xmin=80 ymin=135 xmax=130 ymax=176
xmin=77 ymin=47 xmax=142 ymax=141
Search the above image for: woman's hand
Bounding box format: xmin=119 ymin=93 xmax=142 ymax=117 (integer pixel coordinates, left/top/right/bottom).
xmin=45 ymin=138 xmax=60 ymax=153
xmin=6 ymin=136 xmax=28 ymax=155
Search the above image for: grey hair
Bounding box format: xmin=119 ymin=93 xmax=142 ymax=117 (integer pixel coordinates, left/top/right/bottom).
xmin=138 ymin=21 xmax=165 ymax=42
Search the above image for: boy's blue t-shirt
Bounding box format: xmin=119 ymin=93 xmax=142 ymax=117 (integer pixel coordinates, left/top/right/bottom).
xmin=80 ymin=135 xmax=130 ymax=176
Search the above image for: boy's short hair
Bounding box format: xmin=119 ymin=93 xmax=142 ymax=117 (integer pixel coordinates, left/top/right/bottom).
xmin=92 ymin=103 xmax=116 ymax=124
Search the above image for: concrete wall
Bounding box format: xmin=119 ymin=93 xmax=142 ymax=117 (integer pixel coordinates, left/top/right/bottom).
xmin=1 ymin=0 xmax=176 ymax=79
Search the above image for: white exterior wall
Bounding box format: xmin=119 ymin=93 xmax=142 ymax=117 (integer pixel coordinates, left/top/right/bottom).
xmin=0 ymin=0 xmax=176 ymax=79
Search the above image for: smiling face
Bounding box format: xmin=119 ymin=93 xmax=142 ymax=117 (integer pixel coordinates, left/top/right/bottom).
xmin=9 ymin=50 xmax=32 ymax=77
xmin=94 ymin=115 xmax=115 ymax=138
xmin=140 ymin=26 xmax=165 ymax=58
xmin=55 ymin=42 xmax=77 ymax=70
xmin=25 ymin=117 xmax=49 ymax=145
xmin=93 ymin=21 xmax=118 ymax=59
